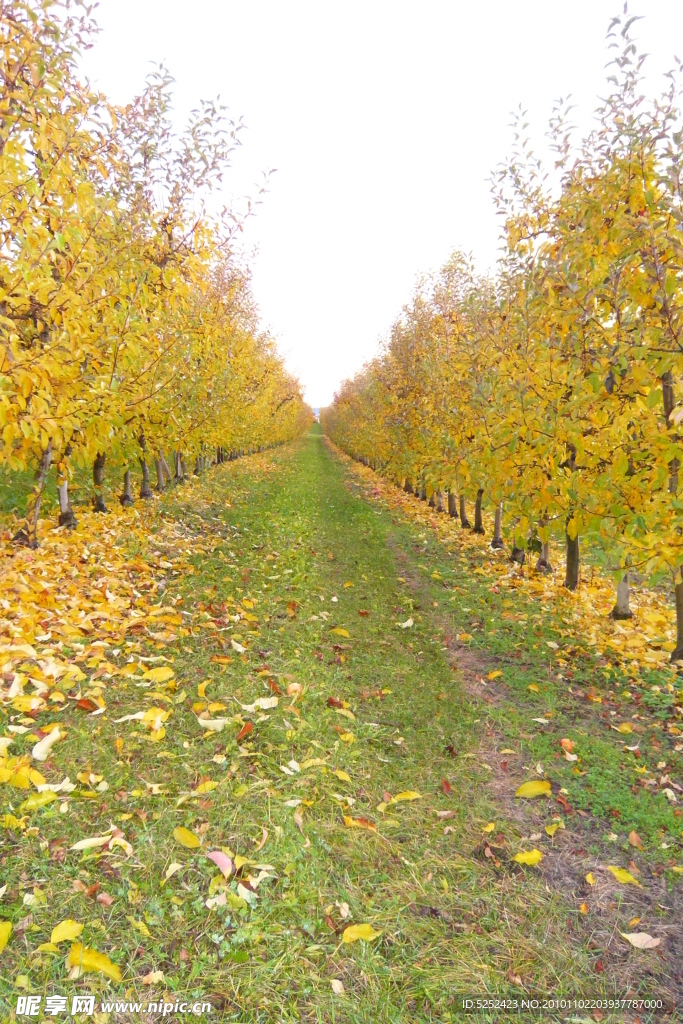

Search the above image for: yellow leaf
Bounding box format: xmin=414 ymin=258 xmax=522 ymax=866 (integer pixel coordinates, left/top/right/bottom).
xmin=194 ymin=780 xmax=218 ymax=795
xmin=545 ymin=823 xmax=560 ymax=836
xmin=70 ymin=834 xmax=112 ymax=851
xmin=482 ymin=822 xmax=496 ymax=833
xmin=487 ymin=670 xmax=502 ymax=680
xmin=126 ymin=916 xmax=151 ymax=937
xmin=515 ymin=780 xmax=551 ymax=799
xmin=332 ymin=769 xmax=351 ymax=783
xmin=585 ymin=872 xmax=596 ymax=885
xmin=339 ymin=732 xmax=355 ymax=743
xmin=579 ymin=902 xmax=589 ymax=915
xmin=173 ymin=826 xmax=200 ymax=849
xmin=67 ymin=943 xmax=121 ymax=982
xmin=51 ymin=920 xmax=83 ymax=944
xmin=197 ymin=681 xmax=209 ymax=698
xmin=342 ymin=923 xmax=382 ymax=943
xmin=607 ymin=866 xmax=642 ymax=887
xmin=343 ymin=581 xmax=354 ymax=588
xmin=390 ymin=791 xmax=421 ymax=803
xmin=334 ymin=707 xmax=356 ymax=722
xmin=19 ymin=791 xmax=57 ymax=812
xmin=527 ymin=684 xmax=539 ymax=693
xmin=331 ymin=628 xmax=350 ymax=638
xmin=613 ymin=723 xmax=633 ymax=734
xmin=142 ymin=666 xmax=175 ymax=683
xmin=513 ymin=849 xmax=543 ymax=866
xmin=0 ymin=920 xmax=11 ymax=954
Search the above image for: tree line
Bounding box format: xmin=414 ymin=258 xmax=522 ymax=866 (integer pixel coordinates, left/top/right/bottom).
xmin=0 ymin=0 xmax=310 ymax=546
xmin=321 ymin=14 xmax=683 ymax=661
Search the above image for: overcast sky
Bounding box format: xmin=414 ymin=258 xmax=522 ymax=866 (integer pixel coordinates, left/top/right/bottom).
xmin=81 ymin=1 xmax=683 ymax=407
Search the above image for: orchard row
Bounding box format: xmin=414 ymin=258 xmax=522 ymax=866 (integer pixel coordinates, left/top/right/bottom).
xmin=322 ymin=16 xmax=683 ymax=659
xmin=0 ymin=1 xmax=310 ymax=544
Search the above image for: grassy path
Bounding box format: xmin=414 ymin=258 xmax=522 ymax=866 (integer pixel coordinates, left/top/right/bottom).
xmin=1 ymin=426 xmax=681 ymax=1022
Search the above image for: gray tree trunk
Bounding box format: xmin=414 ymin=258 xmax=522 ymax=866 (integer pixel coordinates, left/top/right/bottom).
xmin=120 ymin=469 xmax=134 ymax=507
xmin=491 ymin=502 xmax=504 ymax=548
xmin=610 ymin=571 xmax=633 ymax=620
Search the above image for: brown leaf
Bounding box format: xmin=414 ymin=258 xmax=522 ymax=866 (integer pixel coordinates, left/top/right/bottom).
xmin=628 ymin=830 xmax=644 ymax=850
xmin=441 ymin=778 xmax=452 ymax=795
xmin=96 ymin=892 xmax=114 ymax=906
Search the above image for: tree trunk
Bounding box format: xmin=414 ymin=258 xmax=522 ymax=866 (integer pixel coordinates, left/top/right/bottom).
xmin=491 ymin=502 xmax=504 ymax=549
xmin=535 ymin=539 xmax=552 ymax=573
xmin=139 ymin=458 xmax=153 ymax=499
xmin=419 ymin=479 xmax=427 ymax=501
xmin=472 ymin=488 xmax=485 ymax=534
xmin=564 ymin=523 xmax=580 ymax=591
xmin=14 ymin=442 xmax=52 ymax=548
xmin=160 ymin=453 xmax=172 ymax=485
xmin=180 ymin=455 xmax=188 ymax=479
xmin=459 ymin=495 xmax=471 ymax=528
xmin=154 ymin=457 xmax=166 ymax=492
xmin=120 ymin=469 xmax=134 ymax=507
xmin=404 ymin=478 xmax=413 ymax=494
xmin=447 ymin=491 xmax=457 ymax=518
xmin=672 ymin=576 xmax=683 ymax=663
xmin=428 ymin=491 xmax=435 ymax=508
xmin=92 ymin=452 xmax=107 ymax=512
xmin=435 ymin=491 xmax=444 ymax=512
xmin=194 ymin=456 xmax=201 ymax=475
xmin=510 ymin=544 xmax=526 ymax=565
xmin=610 ymin=570 xmax=633 ymax=620
xmin=663 ymin=371 xmax=679 ymax=494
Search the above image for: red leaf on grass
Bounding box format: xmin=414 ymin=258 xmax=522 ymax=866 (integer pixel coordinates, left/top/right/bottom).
xmin=237 ymin=722 xmax=253 ymax=742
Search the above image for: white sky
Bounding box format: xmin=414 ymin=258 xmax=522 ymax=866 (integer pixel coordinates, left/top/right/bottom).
xmin=81 ymin=1 xmax=683 ymax=407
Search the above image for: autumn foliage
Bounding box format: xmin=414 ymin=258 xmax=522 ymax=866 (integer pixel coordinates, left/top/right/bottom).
xmin=322 ymin=15 xmax=683 ymax=658
xmin=0 ymin=0 xmax=310 ymax=542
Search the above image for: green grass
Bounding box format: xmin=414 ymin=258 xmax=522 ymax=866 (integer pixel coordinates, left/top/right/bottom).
xmin=0 ymin=425 xmax=681 ymax=1023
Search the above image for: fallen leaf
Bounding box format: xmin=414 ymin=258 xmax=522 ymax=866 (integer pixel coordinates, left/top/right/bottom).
xmin=142 ymin=970 xmax=165 ymax=985
xmin=579 ymin=902 xmax=589 ymax=914
xmin=51 ymin=920 xmax=83 ymax=944
xmin=606 ymin=866 xmax=642 ymax=887
xmin=342 ymin=923 xmax=382 ymax=943
xmin=173 ymin=827 xmax=201 ymax=849
xmin=620 ymin=932 xmax=660 ymax=949
xmin=331 ymin=978 xmax=345 ymax=994
xmin=398 ymin=618 xmax=413 ymax=629
xmin=515 ymin=780 xmax=551 ymax=799
xmin=482 ymin=822 xmax=495 ymax=833
xmin=331 ymin=627 xmax=350 ymax=638
xmin=207 ymin=851 xmax=234 ymax=878
xmin=513 ymin=849 xmax=543 ymax=866
xmin=343 ymin=816 xmax=376 ymax=831
xmin=142 ymin=667 xmax=175 ymax=683
xmin=0 ymin=920 xmax=11 ymax=954
xmin=32 ymin=728 xmax=62 ymax=761
xmin=70 ymin=833 xmax=112 ymax=851
xmin=236 ymin=722 xmax=253 ymax=742
xmin=628 ymin=830 xmax=643 ymax=850
xmin=390 ymin=791 xmax=421 ymax=803
xmin=67 ymin=943 xmax=121 ymax=981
